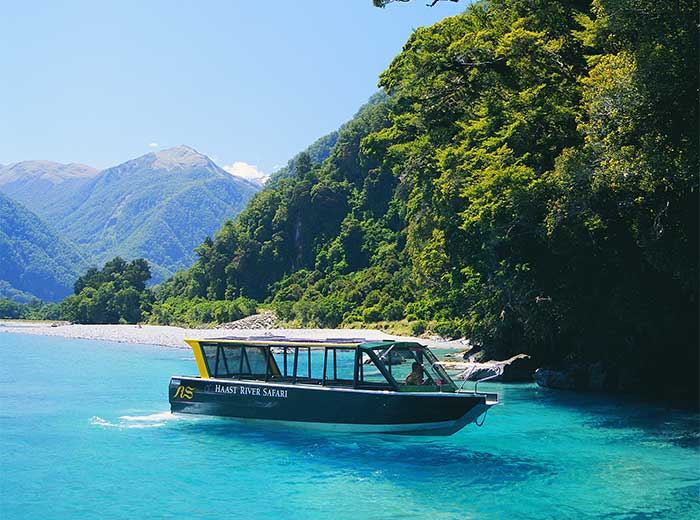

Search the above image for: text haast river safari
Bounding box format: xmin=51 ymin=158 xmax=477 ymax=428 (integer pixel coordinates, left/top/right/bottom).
xmin=169 ymin=336 xmax=498 ymax=435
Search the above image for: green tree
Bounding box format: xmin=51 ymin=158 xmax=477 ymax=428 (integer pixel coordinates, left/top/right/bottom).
xmin=64 ymin=257 xmax=152 ymax=324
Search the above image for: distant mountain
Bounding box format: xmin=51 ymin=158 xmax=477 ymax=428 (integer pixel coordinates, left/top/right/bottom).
xmin=49 ymin=145 xmax=259 ymax=282
xmin=0 ymin=193 xmax=86 ymax=301
xmin=0 ymin=160 xmax=99 ymax=217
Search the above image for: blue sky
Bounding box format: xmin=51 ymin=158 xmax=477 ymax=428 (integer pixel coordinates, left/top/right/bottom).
xmin=1 ymin=0 xmax=464 ymax=177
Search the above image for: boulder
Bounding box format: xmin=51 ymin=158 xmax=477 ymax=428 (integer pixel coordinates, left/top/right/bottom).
xmin=465 ymin=349 xmax=489 ymax=363
xmin=454 ymin=363 xmax=502 ymax=381
xmin=444 ymin=346 xmax=487 ymax=362
xmin=535 ymin=361 xmax=651 ymax=394
xmin=499 ymin=354 xmax=535 ymax=382
xmin=444 ymin=348 xmax=470 ymax=360
xmin=535 ymin=368 xmax=577 ymax=390
xmin=535 ymin=365 xmax=599 ymax=391
xmin=442 ymin=353 xmax=534 ymax=382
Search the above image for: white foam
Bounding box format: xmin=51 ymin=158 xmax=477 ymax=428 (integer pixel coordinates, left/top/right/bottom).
xmin=122 ymin=421 xmax=167 ymax=429
xmin=119 ymin=411 xmax=177 ymax=423
xmin=90 ymin=416 xmax=119 ymax=428
xmin=90 ymin=411 xmax=181 ymax=429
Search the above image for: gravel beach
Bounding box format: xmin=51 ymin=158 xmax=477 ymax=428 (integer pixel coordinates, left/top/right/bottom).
xmin=0 ymin=320 xmax=465 ymax=350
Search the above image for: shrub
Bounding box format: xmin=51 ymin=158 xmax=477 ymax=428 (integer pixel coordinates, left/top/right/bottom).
xmin=313 ymin=297 xmax=345 ymax=328
xmin=383 ymin=300 xmax=405 ymax=321
xmin=362 ymin=306 xmax=383 ymax=323
xmin=404 ymin=300 xmax=435 ymax=320
xmin=433 ymin=320 xmax=462 ymax=339
xmin=411 ymin=320 xmax=427 ymax=336
xmin=146 ymin=296 xmax=257 ymax=326
xmin=273 ymin=300 xmax=294 ymax=321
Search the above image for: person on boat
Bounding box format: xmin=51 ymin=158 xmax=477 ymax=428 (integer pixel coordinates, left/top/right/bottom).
xmin=405 ymin=362 xmax=424 ymax=385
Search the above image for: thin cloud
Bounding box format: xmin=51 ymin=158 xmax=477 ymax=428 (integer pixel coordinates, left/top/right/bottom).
xmin=223 ymin=161 xmax=269 ymax=185
xmin=148 ymin=142 xmax=159 ymax=148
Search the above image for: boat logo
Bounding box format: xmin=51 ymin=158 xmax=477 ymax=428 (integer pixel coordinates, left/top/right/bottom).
xmin=173 ymin=385 xmax=194 ymax=400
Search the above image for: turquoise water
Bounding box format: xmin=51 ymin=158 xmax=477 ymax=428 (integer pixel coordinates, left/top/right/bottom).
xmin=1 ymin=333 xmax=698 ymax=520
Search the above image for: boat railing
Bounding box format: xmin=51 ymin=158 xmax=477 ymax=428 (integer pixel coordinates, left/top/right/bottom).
xmin=473 ymin=369 xmax=503 ymax=393
xmin=454 ymin=363 xmax=503 ymax=395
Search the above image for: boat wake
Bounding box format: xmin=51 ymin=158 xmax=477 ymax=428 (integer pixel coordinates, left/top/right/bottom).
xmin=90 ymin=411 xmax=183 ymax=429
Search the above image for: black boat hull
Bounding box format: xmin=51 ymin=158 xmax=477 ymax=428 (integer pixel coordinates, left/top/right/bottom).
xmin=169 ymin=376 xmax=493 ymax=435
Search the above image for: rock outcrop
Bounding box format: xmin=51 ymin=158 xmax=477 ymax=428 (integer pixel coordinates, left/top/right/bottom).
xmin=534 ymin=368 xmax=578 ymax=390
xmin=500 ymin=354 xmax=536 ymax=382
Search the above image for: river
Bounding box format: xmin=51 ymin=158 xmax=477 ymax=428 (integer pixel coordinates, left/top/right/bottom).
xmin=1 ymin=333 xmax=698 ymax=519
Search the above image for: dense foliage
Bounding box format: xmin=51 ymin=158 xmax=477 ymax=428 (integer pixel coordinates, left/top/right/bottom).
xmin=59 ymin=257 xmax=152 ymax=324
xmin=369 ymin=0 xmax=698 ymax=390
xmin=159 ymin=0 xmax=697 ymax=396
xmin=0 ymin=298 xmax=62 ymax=320
xmin=0 ymin=254 xmax=260 ymax=326
xmin=147 ymin=294 xmax=258 ymax=327
xmin=0 ymin=193 xmax=87 ymax=301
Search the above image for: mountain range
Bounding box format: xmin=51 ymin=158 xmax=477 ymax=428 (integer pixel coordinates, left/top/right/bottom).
xmin=0 ymin=160 xmax=99 ymax=217
xmin=0 ymin=146 xmax=260 ymax=300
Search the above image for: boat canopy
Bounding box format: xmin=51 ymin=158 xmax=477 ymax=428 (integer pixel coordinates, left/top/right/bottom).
xmin=184 ymin=337 xmax=457 ymax=392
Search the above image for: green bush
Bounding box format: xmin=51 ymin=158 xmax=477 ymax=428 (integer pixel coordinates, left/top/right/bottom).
xmin=0 ymin=298 xmax=26 ymax=319
xmin=411 ymin=320 xmax=427 ymax=336
xmin=342 ymin=309 xmax=364 ymax=323
xmin=147 ymin=296 xmax=258 ymax=326
xmin=404 ymin=300 xmax=435 ymax=321
xmin=383 ymin=300 xmax=405 ymax=321
xmin=362 ymin=306 xmax=383 ymax=323
xmin=433 ymin=320 xmax=463 ymax=340
xmin=273 ymin=300 xmax=294 ymax=321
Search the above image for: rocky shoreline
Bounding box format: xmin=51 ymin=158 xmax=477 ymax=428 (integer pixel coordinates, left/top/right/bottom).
xmin=438 ymin=347 xmax=650 ymax=396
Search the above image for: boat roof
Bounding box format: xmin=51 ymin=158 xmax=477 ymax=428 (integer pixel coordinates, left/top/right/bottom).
xmin=185 ymin=336 xmax=423 ymax=349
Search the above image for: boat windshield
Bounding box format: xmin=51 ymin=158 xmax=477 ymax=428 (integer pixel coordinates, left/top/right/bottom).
xmin=364 ymin=344 xmax=456 ymax=392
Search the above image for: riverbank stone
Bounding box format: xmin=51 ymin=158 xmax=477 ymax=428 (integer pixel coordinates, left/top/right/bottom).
xmin=221 ymin=311 xmax=277 ymax=330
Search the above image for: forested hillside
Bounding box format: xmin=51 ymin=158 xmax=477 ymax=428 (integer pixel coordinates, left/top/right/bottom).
xmin=270 ymin=130 xmax=340 ymax=183
xmin=0 ymin=194 xmax=86 ymax=301
xmin=155 ymin=0 xmax=699 ymax=394
xmin=50 ymin=145 xmax=259 ymax=283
